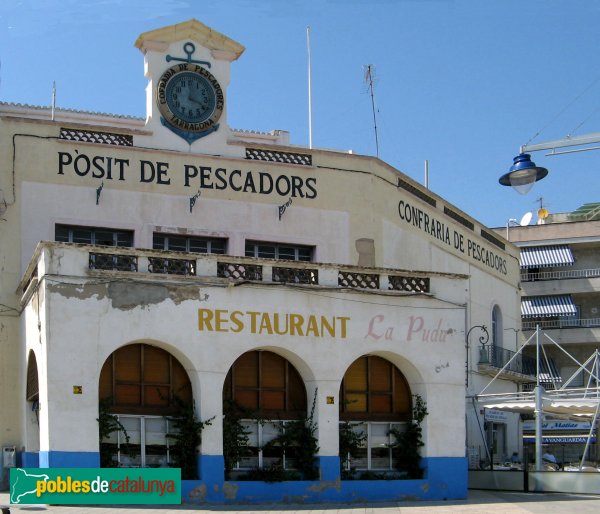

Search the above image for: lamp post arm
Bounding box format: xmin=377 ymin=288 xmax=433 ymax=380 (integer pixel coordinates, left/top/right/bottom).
xmin=522 ymin=131 xmax=600 ymax=153
xmin=467 ymin=324 xmax=489 ymax=348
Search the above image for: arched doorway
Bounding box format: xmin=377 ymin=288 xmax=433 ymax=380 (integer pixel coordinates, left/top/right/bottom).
xmin=98 ymin=343 xmax=192 ymax=468
xmin=222 ymin=350 xmax=308 ymax=478
xmin=339 ymin=355 xmax=412 ymax=473
xmin=25 ymin=350 xmax=40 ymax=454
xmin=26 ymin=350 xmax=39 ymax=403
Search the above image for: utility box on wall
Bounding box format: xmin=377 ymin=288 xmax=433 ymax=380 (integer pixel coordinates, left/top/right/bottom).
xmin=1 ymin=446 xmax=16 ymax=491
xmin=2 ymin=447 xmax=16 ymax=469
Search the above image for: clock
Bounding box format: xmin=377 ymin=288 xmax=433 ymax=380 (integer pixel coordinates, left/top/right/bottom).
xmin=156 ymin=62 xmax=224 ymax=137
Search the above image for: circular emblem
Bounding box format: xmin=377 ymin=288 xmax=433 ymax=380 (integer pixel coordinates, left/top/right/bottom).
xmin=156 ymin=63 xmax=224 ymax=133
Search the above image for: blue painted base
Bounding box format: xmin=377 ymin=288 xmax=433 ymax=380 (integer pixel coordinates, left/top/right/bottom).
xmin=38 ymin=451 xmax=99 ymax=468
xmin=198 ymin=455 xmax=224 ymax=481
xmin=22 ymin=451 xmax=466 ymax=503
xmin=182 ymin=456 xmax=467 ymax=504
xmin=21 ymin=452 xmax=39 ymax=468
xmin=318 ymin=455 xmax=340 ymax=481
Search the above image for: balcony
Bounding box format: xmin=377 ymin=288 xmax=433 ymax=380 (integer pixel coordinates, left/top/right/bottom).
xmin=478 ymin=344 xmax=537 ymax=382
xmin=521 ymin=268 xmax=600 ymax=296
xmin=521 ymin=267 xmax=600 ymax=282
xmin=18 ymin=242 xmax=455 ymax=306
xmin=522 ymin=317 xmax=600 ymax=330
xmin=521 ymin=318 xmax=600 ymax=345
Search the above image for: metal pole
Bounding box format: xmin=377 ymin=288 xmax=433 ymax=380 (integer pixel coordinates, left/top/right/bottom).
xmin=307 ymin=26 xmax=313 ymax=149
xmin=534 ymin=325 xmax=543 ymax=472
xmin=580 ymin=371 xmax=600 ymax=469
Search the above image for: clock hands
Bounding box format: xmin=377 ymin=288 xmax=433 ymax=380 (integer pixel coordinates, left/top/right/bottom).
xmin=188 ymin=96 xmax=207 ymax=108
xmin=188 ymin=90 xmax=209 ymax=109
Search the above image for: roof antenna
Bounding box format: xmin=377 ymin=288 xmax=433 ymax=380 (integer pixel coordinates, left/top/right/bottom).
xmin=364 ymin=64 xmax=379 ymax=158
xmin=307 ymin=26 xmax=313 ymax=149
xmin=51 ymin=81 xmax=56 ymax=121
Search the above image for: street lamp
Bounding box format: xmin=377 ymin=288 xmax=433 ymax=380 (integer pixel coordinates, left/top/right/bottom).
xmin=499 ymin=153 xmax=548 ymax=195
xmin=500 ymin=131 xmax=600 ymax=194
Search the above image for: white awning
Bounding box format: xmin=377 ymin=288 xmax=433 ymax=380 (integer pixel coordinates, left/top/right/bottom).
xmin=520 ymin=245 xmax=574 ymax=268
xmin=521 ymin=295 xmax=577 ymax=318
xmin=479 ymin=399 xmax=600 ymax=418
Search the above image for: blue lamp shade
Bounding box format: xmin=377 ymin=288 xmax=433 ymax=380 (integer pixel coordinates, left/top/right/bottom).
xmin=499 ymin=153 xmax=548 ymax=194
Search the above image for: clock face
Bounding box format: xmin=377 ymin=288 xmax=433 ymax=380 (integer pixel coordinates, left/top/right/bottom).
xmin=156 ymin=63 xmax=224 ymax=133
xmin=166 ymin=72 xmax=215 ymax=123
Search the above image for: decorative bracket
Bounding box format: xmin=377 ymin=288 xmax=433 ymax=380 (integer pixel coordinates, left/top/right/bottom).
xmin=278 ymin=197 xmax=293 ymax=220
xmin=190 ymin=189 xmax=201 ymax=213
xmin=96 ymin=181 xmax=104 ymax=205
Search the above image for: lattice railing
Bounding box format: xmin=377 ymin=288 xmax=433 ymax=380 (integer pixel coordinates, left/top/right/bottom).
xmin=272 ymin=266 xmax=318 ymax=285
xmin=60 ymin=128 xmax=133 ymax=146
xmin=245 ymin=148 xmax=312 ymax=166
xmin=388 ymin=276 xmax=430 ymax=293
xmin=217 ymin=262 xmax=263 ymax=281
xmin=148 ymin=257 xmax=196 ymax=276
xmin=338 ymin=271 xmax=379 ymax=289
xmin=77 ymin=247 xmax=446 ymax=294
xmin=89 ymin=253 xmax=137 ymax=272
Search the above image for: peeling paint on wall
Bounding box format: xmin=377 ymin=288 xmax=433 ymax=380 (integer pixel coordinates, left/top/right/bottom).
xmin=222 ymin=482 xmax=238 ymax=500
xmin=187 ymin=483 xmax=207 ymax=501
xmin=108 ymin=283 xmax=206 ymax=309
xmin=48 ymin=282 xmax=108 ymax=302
xmin=48 ymin=281 xmax=207 ymax=310
xmin=308 ymin=479 xmax=341 ymax=492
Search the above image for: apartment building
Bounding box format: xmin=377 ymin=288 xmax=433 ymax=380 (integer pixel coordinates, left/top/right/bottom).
xmin=502 ymin=205 xmax=600 ymax=465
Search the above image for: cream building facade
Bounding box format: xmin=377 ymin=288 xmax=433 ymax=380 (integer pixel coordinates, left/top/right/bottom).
xmin=0 ymin=20 xmax=524 ymax=502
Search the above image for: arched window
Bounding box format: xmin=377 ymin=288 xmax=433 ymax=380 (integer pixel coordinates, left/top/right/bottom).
xmin=223 ymin=350 xmax=306 ymax=418
xmin=339 ymin=355 xmax=412 ymax=471
xmin=98 ymin=343 xmax=192 ymax=468
xmin=223 ymin=351 xmax=307 ymax=475
xmin=340 ymin=355 xmax=411 ymax=421
xmin=99 ymin=343 xmax=191 ymax=414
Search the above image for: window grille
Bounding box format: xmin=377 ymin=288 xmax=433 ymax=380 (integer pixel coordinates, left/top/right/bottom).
xmin=245 ymin=241 xmax=313 ymax=261
xmin=56 ymin=224 xmax=133 ymax=247
xmin=153 ymin=234 xmax=226 ymax=254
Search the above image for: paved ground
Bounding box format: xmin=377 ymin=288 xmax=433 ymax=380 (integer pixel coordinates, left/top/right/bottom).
xmin=3 ymin=489 xmax=600 ymax=514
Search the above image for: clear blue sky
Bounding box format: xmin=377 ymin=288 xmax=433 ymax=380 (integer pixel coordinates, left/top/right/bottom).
xmin=1 ymin=0 xmax=599 ymax=229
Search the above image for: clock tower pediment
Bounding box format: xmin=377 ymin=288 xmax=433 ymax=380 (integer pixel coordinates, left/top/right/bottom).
xmin=135 ymin=19 xmax=245 ymax=155
xmin=134 ymin=19 xmax=245 ymax=62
